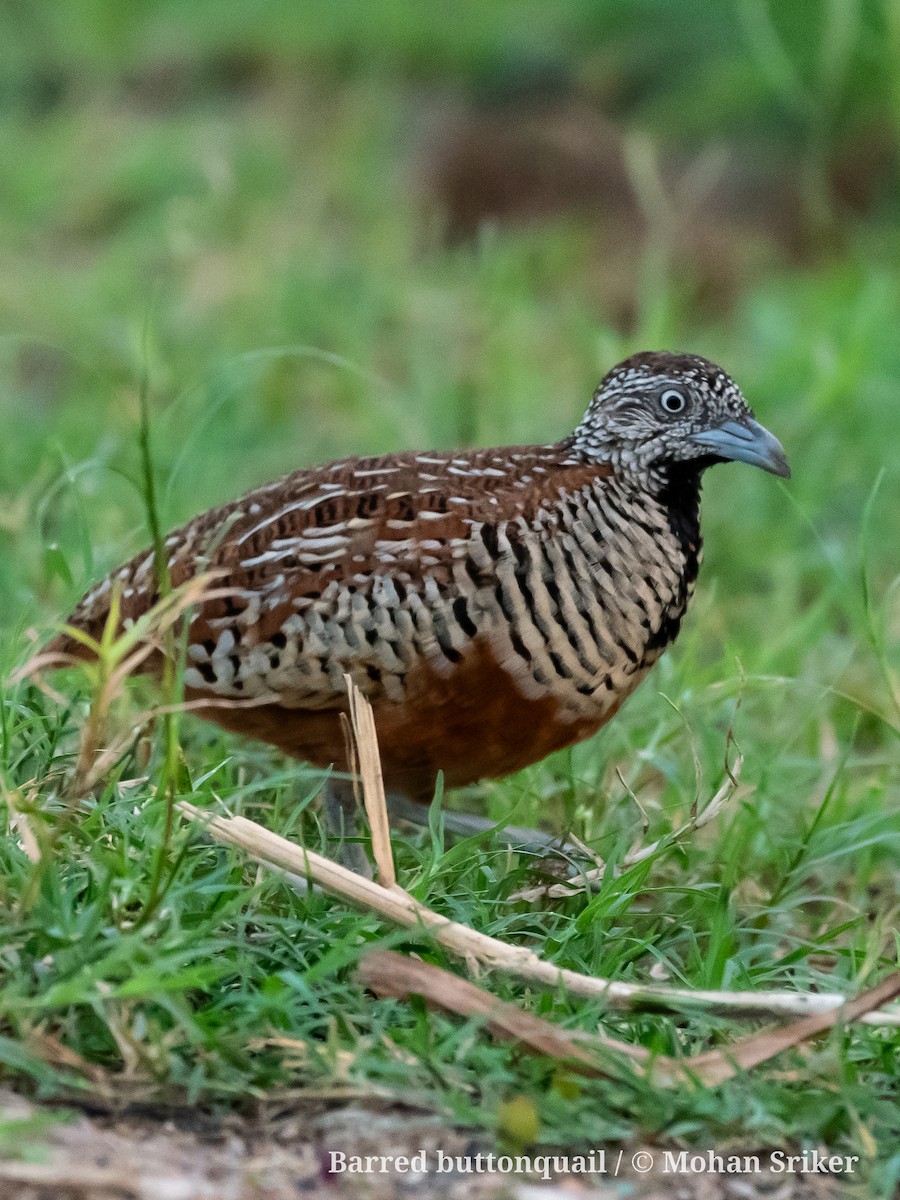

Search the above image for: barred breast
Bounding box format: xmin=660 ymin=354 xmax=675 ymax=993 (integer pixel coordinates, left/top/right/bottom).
xmin=50 ymin=444 xmax=701 ymax=798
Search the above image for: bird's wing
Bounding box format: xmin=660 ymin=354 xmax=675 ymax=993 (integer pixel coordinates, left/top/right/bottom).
xmin=47 ymin=444 xmax=609 ymax=711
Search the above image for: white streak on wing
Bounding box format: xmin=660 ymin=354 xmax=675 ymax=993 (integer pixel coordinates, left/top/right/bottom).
xmin=83 ymin=577 xmax=112 ymax=606
xmin=371 ymin=574 xmax=400 ymax=606
xmin=374 ymin=537 xmax=411 ymax=554
xmin=252 ymin=477 xmax=292 ymax=494
xmin=262 ymin=576 xmax=283 ymax=604
xmin=295 ymin=534 xmax=348 ymax=553
xmin=240 ymin=548 xmax=291 ymax=569
xmin=297 ymin=548 xmax=347 ymax=564
xmin=213 ymin=629 xmax=235 ymax=656
xmin=290 ymin=522 xmax=347 ymax=540
xmin=214 ymin=656 xmax=235 ymax=685
xmin=237 ymin=491 xmax=355 ymax=545
xmin=245 ymin=648 xmax=270 ymax=676
xmin=423 ymin=576 xmax=450 ymax=608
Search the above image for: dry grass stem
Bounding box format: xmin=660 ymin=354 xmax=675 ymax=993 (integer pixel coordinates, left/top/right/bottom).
xmin=680 ymin=968 xmax=900 ymax=1085
xmin=3 ymin=784 xmax=41 ymax=863
xmin=344 ymin=674 xmax=396 ymax=887
xmin=358 ymin=949 xmax=900 ymax=1087
xmin=511 ymin=755 xmax=747 ymax=902
xmin=358 ymin=949 xmax=645 ymax=1080
xmin=0 ymin=1157 xmax=195 ymax=1199
xmin=17 ymin=576 xmax=227 ymax=800
xmin=176 ymin=799 xmax=900 ymax=1027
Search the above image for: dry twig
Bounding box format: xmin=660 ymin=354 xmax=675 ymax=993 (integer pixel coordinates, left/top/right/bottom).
xmin=176 ymin=798 xmax=900 ymax=1027
xmin=358 ymin=949 xmax=900 ymax=1087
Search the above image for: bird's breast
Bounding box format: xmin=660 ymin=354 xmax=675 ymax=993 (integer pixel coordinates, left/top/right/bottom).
xmin=181 ymin=481 xmax=699 ymax=738
xmin=455 ymin=484 xmax=698 ymax=724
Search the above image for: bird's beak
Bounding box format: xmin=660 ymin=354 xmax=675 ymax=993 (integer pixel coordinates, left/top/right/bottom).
xmin=689 ymin=418 xmax=791 ymax=479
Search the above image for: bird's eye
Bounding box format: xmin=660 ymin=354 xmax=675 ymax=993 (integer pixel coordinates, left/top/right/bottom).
xmin=660 ymin=389 xmax=687 ymax=414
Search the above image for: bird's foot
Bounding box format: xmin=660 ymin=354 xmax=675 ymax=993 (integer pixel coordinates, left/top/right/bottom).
xmin=385 ymin=793 xmax=601 ymax=874
xmin=321 ymin=777 xmax=374 ymax=878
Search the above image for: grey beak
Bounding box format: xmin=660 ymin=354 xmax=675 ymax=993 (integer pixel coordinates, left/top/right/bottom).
xmin=689 ymin=418 xmax=791 ymax=479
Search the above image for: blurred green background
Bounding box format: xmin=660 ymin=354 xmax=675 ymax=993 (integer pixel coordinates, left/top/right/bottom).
xmin=2 ymin=0 xmax=900 ymax=638
xmin=1 ymin=0 xmax=899 ymax=1174
xmin=1 ymin=0 xmax=897 ymax=821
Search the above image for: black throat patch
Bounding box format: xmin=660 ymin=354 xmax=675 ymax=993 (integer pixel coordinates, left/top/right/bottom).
xmin=656 ymin=462 xmax=704 ymax=590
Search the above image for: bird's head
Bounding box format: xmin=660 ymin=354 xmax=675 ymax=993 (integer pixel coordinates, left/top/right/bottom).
xmin=574 ymin=350 xmax=790 ymax=484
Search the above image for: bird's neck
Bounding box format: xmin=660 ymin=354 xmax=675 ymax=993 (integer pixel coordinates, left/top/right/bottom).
xmin=562 ymin=437 xmax=705 ymax=565
xmin=649 ymin=461 xmax=704 ymax=571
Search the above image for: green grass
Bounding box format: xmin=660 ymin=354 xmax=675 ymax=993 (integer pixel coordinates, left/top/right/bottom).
xmin=1 ymin=2 xmax=899 ymax=1196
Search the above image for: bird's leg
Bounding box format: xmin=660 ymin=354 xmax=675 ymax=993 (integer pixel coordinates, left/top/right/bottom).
xmin=385 ymin=792 xmax=597 ymax=865
xmin=322 ymin=777 xmax=373 ymax=878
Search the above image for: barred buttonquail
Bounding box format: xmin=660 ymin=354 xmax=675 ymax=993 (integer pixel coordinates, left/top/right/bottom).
xmin=47 ymin=351 xmax=788 ymax=846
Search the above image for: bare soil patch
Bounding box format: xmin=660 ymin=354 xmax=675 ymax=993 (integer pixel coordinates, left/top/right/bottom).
xmin=0 ymin=1088 xmax=849 ymax=1200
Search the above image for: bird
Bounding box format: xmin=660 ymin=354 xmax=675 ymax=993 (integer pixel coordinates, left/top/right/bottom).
xmin=45 ymin=351 xmax=789 ymax=859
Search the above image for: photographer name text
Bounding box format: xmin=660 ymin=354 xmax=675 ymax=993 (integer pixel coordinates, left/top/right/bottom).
xmin=328 ymin=1148 xmax=859 ymax=1179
